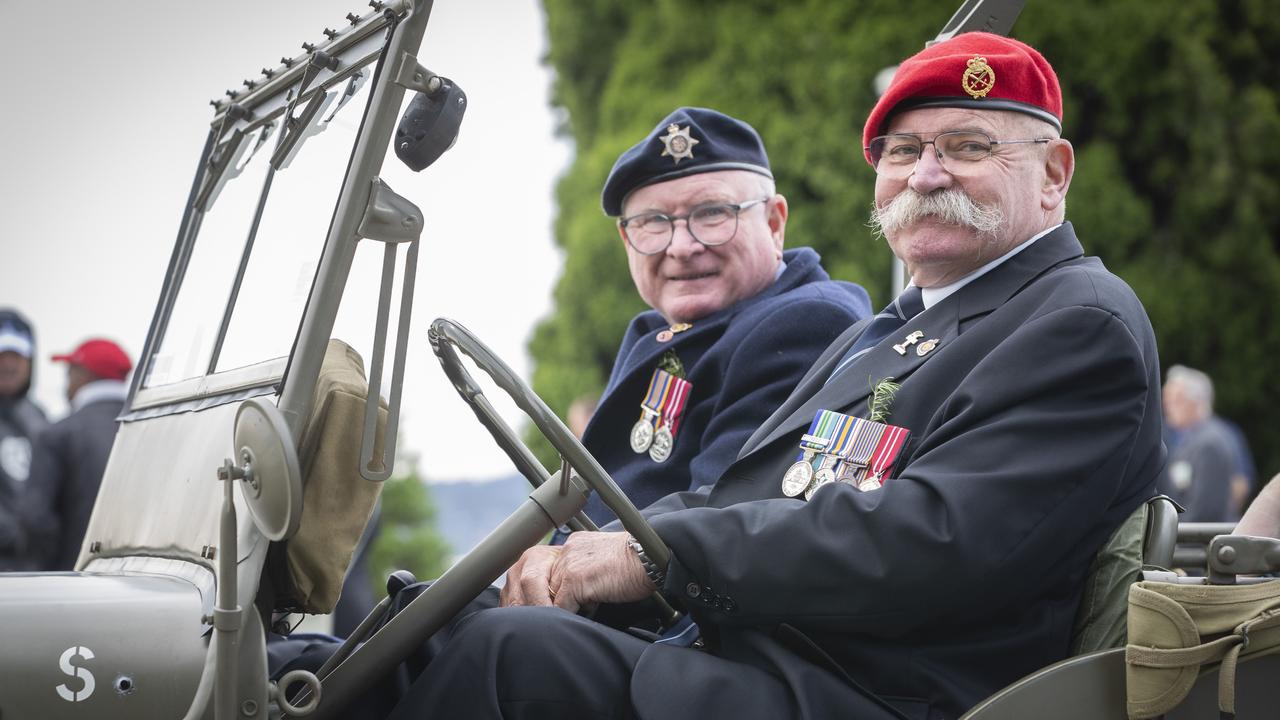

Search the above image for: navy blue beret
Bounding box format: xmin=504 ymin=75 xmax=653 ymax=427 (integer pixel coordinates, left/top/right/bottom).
xmin=601 ymin=107 xmax=773 ymax=216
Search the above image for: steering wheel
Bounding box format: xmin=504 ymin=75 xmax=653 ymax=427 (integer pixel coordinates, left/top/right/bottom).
xmin=428 ymin=317 xmax=680 ymax=623
xmin=298 ymin=318 xmax=681 ymax=720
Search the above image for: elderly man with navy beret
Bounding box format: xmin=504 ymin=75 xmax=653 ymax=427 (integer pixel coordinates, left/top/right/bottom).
xmin=571 ymin=107 xmax=871 ymax=528
xmin=360 ymin=33 xmax=1165 ymax=720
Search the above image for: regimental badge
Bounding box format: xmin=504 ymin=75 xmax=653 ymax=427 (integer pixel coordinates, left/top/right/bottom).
xmin=631 ymin=368 xmax=692 ymax=462
xmin=962 ymin=55 xmax=995 ymax=99
xmin=659 ymin=123 xmax=699 ymax=164
xmin=916 ymin=338 xmax=940 ymax=357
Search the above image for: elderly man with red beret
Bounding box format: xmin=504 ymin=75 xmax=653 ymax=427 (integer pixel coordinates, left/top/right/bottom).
xmin=25 ymin=339 xmax=132 ymax=570
xmin=362 ymin=33 xmax=1164 ymax=720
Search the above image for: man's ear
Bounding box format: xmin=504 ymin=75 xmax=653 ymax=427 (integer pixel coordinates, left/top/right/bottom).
xmin=1041 ymin=139 xmax=1074 ymax=213
xmin=767 ymin=194 xmax=789 ymax=252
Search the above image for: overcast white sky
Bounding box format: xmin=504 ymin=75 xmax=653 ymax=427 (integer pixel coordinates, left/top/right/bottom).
xmin=0 ymin=0 xmax=571 ymax=481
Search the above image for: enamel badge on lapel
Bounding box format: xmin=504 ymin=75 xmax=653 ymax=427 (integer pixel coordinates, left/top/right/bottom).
xmin=656 ymin=322 xmax=693 ymax=343
xmin=893 ymin=330 xmax=925 ymax=356
xmin=658 ymin=124 xmax=699 ymax=164
xmin=916 ymin=338 xmax=940 ymax=357
xmin=962 ymin=55 xmax=995 ymax=99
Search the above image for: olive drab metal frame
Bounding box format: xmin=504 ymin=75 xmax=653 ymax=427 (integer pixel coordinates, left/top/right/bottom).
xmin=0 ymin=3 xmax=437 ymax=720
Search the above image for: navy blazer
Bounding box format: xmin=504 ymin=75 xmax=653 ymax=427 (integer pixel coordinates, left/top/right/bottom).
xmin=628 ymin=224 xmax=1164 ymax=720
xmin=580 ymin=247 xmax=871 ymax=526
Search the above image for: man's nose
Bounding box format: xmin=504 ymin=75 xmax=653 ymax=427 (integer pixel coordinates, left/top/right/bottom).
xmin=907 ymin=145 xmax=954 ymax=195
xmin=666 ymin=219 xmax=704 ymax=259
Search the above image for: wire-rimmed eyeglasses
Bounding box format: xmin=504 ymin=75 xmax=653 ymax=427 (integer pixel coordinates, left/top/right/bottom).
xmin=867 ymin=131 xmax=1051 ymax=178
xmin=618 ymin=198 xmax=769 ymax=255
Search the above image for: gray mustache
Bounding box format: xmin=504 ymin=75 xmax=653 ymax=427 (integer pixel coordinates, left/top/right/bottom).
xmin=868 ymin=189 xmax=1004 ymax=238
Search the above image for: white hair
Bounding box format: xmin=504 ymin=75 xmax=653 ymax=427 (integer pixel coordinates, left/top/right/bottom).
xmin=1167 ymin=364 xmax=1214 ymax=411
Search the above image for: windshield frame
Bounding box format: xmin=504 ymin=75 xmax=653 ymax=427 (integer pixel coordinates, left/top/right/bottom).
xmin=128 ymin=17 xmax=396 ymax=413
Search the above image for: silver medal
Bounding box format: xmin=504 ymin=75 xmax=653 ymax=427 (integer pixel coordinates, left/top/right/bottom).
xmin=805 ymin=467 xmax=837 ymax=500
xmin=649 ymin=425 xmax=674 ymax=462
xmin=630 ymin=419 xmax=654 ymax=453
xmin=781 ymin=461 xmax=814 ymax=497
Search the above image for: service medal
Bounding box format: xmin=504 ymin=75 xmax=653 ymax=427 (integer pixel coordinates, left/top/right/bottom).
xmin=630 ymin=418 xmax=654 ymax=453
xmin=805 ymin=467 xmax=837 ymax=500
xmin=857 ymin=476 xmax=883 ymax=492
xmin=649 ymin=425 xmax=674 ymax=463
xmin=781 ymin=461 xmax=814 ymax=497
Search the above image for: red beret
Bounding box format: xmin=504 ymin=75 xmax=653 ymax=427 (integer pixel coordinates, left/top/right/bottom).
xmin=863 ymin=32 xmax=1062 ymax=165
xmin=52 ymin=338 xmax=133 ymax=381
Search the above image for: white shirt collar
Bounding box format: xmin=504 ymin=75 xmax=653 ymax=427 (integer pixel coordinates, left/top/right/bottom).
xmin=71 ymin=379 xmax=128 ymax=412
xmin=918 ymin=224 xmax=1061 ymax=309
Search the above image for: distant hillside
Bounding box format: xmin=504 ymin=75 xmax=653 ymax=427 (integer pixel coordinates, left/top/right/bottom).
xmin=429 ymin=474 xmax=536 ymax=561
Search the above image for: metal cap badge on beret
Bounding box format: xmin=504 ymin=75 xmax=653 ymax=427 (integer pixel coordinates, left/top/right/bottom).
xmin=601 ymin=107 xmax=773 ymax=216
xmin=862 ymin=32 xmax=1063 ymax=165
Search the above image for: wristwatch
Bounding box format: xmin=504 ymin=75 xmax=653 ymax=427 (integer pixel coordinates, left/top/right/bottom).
xmin=627 ymin=534 xmax=667 ymax=589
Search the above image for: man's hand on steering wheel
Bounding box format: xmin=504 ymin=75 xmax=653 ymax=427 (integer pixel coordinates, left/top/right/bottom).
xmin=500 ymin=532 xmax=654 ymax=614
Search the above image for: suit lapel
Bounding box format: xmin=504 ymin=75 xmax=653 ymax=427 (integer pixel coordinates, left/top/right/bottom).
xmin=616 ymin=313 xmax=730 ymax=384
xmin=745 ymin=302 xmax=959 ymax=453
xmin=739 ymin=223 xmax=1086 ymax=458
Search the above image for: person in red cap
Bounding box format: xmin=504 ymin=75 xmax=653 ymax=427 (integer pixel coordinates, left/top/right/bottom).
xmin=24 ymin=338 xmax=132 ymax=570
xmin=284 ymin=34 xmax=1164 ymax=720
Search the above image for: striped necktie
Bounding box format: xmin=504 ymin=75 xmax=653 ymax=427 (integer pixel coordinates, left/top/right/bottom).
xmin=827 ymin=285 xmax=925 ymax=383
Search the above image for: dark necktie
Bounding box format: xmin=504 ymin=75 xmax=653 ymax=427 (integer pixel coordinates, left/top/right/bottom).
xmin=826 ymin=285 xmax=925 ymax=383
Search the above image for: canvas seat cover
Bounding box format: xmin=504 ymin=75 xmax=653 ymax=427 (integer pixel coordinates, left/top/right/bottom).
xmin=274 ymin=339 xmax=386 ymax=613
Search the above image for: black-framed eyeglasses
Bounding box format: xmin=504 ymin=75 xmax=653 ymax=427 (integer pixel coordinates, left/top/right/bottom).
xmin=618 ymin=198 xmax=769 ymax=255
xmin=867 ymin=131 xmax=1051 ymax=178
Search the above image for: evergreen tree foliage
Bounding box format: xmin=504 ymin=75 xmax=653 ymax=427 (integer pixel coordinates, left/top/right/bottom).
xmin=366 ymin=455 xmax=451 ymax=597
xmin=532 ymin=0 xmax=1280 ymax=479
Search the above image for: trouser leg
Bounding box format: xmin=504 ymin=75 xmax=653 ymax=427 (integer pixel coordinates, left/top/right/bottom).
xmin=272 ymin=583 xmax=501 ymax=719
xmin=387 ymin=606 xmax=651 ymax=720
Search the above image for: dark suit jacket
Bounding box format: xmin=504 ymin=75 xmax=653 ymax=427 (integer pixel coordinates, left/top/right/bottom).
xmin=580 ymin=247 xmax=871 ymax=525
xmin=628 ymin=224 xmax=1164 ymax=720
xmin=26 ymin=397 xmax=124 ymax=570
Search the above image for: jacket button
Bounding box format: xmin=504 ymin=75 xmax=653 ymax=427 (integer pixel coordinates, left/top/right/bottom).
xmin=723 ymin=597 xmax=737 ymax=612
xmin=685 ymin=582 xmax=701 ymax=598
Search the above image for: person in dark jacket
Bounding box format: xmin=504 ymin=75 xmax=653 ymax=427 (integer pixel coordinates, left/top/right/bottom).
xmin=0 ymin=309 xmax=48 ymax=571
xmin=385 ymin=33 xmax=1163 ymax=720
xmin=25 ymin=338 xmax=131 ymax=570
xmin=574 ymin=107 xmax=871 ymax=527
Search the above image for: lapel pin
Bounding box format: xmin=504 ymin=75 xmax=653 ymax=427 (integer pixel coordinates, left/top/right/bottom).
xmin=656 ymin=322 xmax=693 ymax=343
xmin=916 ymin=339 xmax=941 ymax=357
xmin=893 ymin=330 xmax=925 ymax=356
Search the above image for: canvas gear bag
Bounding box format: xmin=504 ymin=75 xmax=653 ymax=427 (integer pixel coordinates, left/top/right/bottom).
xmin=272 ymin=339 xmax=387 ymax=613
xmin=1124 ymin=579 xmax=1280 ymax=719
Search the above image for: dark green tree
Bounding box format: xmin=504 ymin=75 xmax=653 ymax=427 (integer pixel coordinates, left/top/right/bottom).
xmin=366 ymin=454 xmax=451 ymax=598
xmin=532 ymin=0 xmax=1280 ymax=480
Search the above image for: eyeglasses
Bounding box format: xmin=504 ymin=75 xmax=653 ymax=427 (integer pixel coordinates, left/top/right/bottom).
xmin=867 ymin=131 xmax=1051 ymax=178
xmin=618 ymin=198 xmax=769 ymax=255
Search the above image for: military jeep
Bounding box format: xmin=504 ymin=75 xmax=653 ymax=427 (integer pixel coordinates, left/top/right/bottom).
xmin=1 ymin=1 xmax=1277 ymax=719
